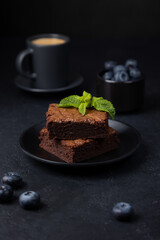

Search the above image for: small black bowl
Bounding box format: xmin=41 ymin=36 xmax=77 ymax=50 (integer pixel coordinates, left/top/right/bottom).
xmin=96 ymin=70 xmax=145 ymax=113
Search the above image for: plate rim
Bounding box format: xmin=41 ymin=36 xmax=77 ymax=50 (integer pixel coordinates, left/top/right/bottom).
xmin=15 ymin=72 xmax=84 ymax=93
xmin=19 ymin=120 xmax=141 ymax=167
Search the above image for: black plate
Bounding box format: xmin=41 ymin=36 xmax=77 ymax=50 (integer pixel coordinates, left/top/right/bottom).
xmin=15 ymin=72 xmax=83 ymax=93
xmin=19 ymin=120 xmax=141 ymax=167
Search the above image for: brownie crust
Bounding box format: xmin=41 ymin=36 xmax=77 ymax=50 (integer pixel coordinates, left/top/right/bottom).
xmin=46 ymin=104 xmax=108 ymax=139
xmin=39 ymin=127 xmax=119 ymax=163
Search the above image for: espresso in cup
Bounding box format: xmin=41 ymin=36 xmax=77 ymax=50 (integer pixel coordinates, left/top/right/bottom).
xmin=16 ymin=34 xmax=70 ymax=89
xmin=32 ymin=38 xmax=66 ymax=46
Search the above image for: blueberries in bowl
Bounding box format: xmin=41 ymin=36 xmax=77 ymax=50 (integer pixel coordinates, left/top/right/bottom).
xmin=114 ymin=71 xmax=129 ymax=82
xmin=102 ymin=59 xmax=142 ymax=82
xmin=103 ymin=71 xmax=113 ymax=80
xmin=0 ymin=184 xmax=13 ymax=203
xmin=125 ymin=59 xmax=138 ymax=69
xmin=2 ymin=172 xmax=23 ymax=188
xmin=113 ymin=202 xmax=133 ymax=221
xmin=104 ymin=61 xmax=117 ymax=71
xmin=129 ymin=68 xmax=141 ymax=79
xmin=19 ymin=191 xmax=40 ymax=210
xmin=113 ymin=65 xmax=126 ymax=74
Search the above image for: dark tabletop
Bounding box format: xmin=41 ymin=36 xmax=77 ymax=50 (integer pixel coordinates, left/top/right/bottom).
xmin=0 ymin=37 xmax=160 ymax=240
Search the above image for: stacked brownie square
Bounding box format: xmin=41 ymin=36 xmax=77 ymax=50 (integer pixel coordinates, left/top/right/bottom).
xmin=39 ymin=104 xmax=119 ymax=163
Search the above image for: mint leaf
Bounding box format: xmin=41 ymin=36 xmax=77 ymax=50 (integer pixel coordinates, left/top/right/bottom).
xmin=78 ymin=102 xmax=88 ymax=116
xmin=92 ymin=97 xmax=115 ymax=119
xmin=82 ymin=91 xmax=92 ymax=103
xmin=58 ymin=95 xmax=81 ymax=108
xmin=91 ymin=96 xmax=103 ymax=107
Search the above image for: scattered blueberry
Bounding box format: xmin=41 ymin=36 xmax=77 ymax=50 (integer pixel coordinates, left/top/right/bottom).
xmin=125 ymin=59 xmax=138 ymax=69
xmin=104 ymin=61 xmax=117 ymax=70
xmin=19 ymin=191 xmax=40 ymax=210
xmin=113 ymin=65 xmax=126 ymax=73
xmin=0 ymin=184 xmax=13 ymax=203
xmin=129 ymin=68 xmax=141 ymax=79
xmin=2 ymin=172 xmax=23 ymax=188
xmin=114 ymin=71 xmax=129 ymax=82
xmin=103 ymin=71 xmax=113 ymax=80
xmin=113 ymin=202 xmax=133 ymax=221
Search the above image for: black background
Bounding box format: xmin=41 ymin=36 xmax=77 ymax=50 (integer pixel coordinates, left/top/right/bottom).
xmin=1 ymin=0 xmax=160 ymax=38
xmin=0 ymin=1 xmax=160 ymax=240
xmin=0 ymin=37 xmax=160 ymax=240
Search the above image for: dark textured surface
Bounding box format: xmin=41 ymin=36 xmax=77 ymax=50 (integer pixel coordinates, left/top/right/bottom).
xmin=0 ymin=37 xmax=160 ymax=240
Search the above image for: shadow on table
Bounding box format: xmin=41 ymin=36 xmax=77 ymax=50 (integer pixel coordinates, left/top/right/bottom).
xmin=26 ymin=141 xmax=148 ymax=180
xmin=141 ymin=91 xmax=160 ymax=114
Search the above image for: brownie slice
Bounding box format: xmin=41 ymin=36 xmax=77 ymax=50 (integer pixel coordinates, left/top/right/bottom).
xmin=39 ymin=127 xmax=119 ymax=163
xmin=46 ymin=103 xmax=108 ymax=139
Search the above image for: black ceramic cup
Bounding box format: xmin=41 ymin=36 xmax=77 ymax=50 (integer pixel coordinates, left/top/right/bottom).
xmin=16 ymin=34 xmax=70 ymax=89
xmin=97 ymin=70 xmax=145 ymax=113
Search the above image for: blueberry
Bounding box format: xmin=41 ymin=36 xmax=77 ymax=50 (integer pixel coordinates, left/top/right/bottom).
xmin=19 ymin=191 xmax=40 ymax=210
xmin=113 ymin=65 xmax=126 ymax=73
xmin=104 ymin=61 xmax=117 ymax=71
xmin=103 ymin=71 xmax=113 ymax=80
xmin=114 ymin=71 xmax=129 ymax=82
xmin=113 ymin=202 xmax=133 ymax=221
xmin=2 ymin=172 xmax=23 ymax=188
xmin=129 ymin=68 xmax=141 ymax=79
xmin=125 ymin=59 xmax=138 ymax=69
xmin=0 ymin=184 xmax=13 ymax=203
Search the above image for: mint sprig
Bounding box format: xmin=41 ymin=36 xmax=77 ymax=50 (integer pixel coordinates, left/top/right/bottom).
xmin=78 ymin=102 xmax=88 ymax=116
xmin=58 ymin=91 xmax=115 ymax=119
xmin=58 ymin=95 xmax=82 ymax=108
xmin=91 ymin=97 xmax=115 ymax=120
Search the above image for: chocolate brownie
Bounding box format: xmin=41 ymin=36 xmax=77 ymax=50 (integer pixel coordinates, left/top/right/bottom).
xmin=39 ymin=127 xmax=119 ymax=163
xmin=46 ymin=104 xmax=108 ymax=139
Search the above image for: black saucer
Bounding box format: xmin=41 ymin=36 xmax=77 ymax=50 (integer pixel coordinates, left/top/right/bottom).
xmin=19 ymin=120 xmax=141 ymax=167
xmin=15 ymin=72 xmax=84 ymax=93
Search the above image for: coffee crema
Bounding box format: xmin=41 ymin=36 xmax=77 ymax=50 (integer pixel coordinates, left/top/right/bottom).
xmin=32 ymin=38 xmax=66 ymax=46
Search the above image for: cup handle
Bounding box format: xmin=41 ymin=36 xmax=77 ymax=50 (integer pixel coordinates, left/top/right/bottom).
xmin=16 ymin=48 xmax=36 ymax=79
